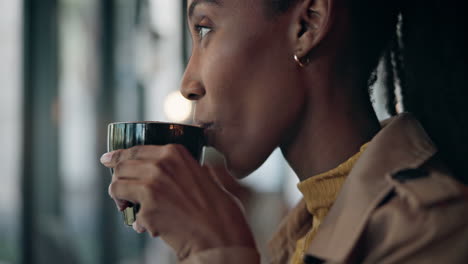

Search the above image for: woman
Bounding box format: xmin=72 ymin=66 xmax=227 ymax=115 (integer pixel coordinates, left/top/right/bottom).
xmin=101 ymin=0 xmax=468 ymax=263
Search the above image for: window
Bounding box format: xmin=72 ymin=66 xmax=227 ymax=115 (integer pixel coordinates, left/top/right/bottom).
xmin=3 ymin=1 xmax=298 ymax=263
xmin=0 ymin=0 xmax=22 ymax=263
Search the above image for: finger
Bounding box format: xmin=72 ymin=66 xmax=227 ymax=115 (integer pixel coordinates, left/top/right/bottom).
xmin=114 ymin=159 xmax=164 ymax=180
xmin=137 ymin=210 xmax=161 ymax=238
xmin=205 ymin=165 xmax=224 ymax=186
xmin=108 ymin=179 xmax=144 ymax=205
xmin=100 ymin=146 xmax=150 ymax=168
xmin=114 ymin=198 xmax=131 ymax=211
xmin=156 ymin=144 xmax=205 ymax=181
xmin=132 ymin=221 xmax=147 ymax=234
xmin=101 ymin=144 xmax=189 ymax=168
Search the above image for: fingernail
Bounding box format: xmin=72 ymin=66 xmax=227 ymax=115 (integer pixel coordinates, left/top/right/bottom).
xmin=100 ymin=152 xmax=114 ymax=164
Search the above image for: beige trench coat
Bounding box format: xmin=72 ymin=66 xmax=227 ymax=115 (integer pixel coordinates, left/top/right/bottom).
xmin=181 ymin=113 xmax=468 ymax=264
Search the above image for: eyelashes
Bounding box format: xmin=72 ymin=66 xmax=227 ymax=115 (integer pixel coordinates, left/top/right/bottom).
xmin=192 ymin=15 xmax=213 ymax=41
xmin=194 ymin=25 xmax=212 ymax=40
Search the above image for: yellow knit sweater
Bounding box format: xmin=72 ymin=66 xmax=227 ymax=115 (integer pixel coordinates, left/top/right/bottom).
xmin=290 ymin=144 xmax=368 ymax=264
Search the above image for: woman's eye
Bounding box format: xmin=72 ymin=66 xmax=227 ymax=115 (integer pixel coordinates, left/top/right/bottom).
xmin=196 ymin=26 xmax=212 ymax=39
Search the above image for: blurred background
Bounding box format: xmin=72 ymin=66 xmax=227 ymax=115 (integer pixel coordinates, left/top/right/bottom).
xmin=0 ymin=0 xmax=391 ymax=263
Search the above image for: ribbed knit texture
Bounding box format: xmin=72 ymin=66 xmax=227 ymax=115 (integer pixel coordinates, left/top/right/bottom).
xmin=290 ymin=143 xmax=369 ymax=264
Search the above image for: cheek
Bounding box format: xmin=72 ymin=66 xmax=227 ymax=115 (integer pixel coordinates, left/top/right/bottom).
xmin=201 ymin=31 xmax=259 ymax=89
xmin=198 ymin=31 xmax=264 ymax=117
xmin=198 ymin=26 xmax=303 ymax=176
xmin=201 ymin=26 xmax=295 ymax=109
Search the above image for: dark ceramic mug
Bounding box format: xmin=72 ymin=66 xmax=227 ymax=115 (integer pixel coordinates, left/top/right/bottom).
xmin=107 ymin=122 xmax=205 ymax=226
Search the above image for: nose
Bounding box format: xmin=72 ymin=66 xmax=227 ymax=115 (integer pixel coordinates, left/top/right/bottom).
xmin=181 ymin=80 xmax=205 ymax=101
xmin=180 ymin=56 xmax=205 ymax=101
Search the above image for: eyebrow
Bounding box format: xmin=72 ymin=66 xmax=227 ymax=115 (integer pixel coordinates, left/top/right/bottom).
xmin=188 ymin=0 xmax=222 ymax=20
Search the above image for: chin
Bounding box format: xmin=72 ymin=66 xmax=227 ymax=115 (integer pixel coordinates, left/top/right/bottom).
xmin=214 ymin=134 xmax=275 ymax=179
xmin=224 ymin=153 xmax=264 ymax=180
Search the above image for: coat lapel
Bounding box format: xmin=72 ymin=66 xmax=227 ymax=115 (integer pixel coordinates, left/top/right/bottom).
xmin=305 ymin=113 xmax=437 ymax=262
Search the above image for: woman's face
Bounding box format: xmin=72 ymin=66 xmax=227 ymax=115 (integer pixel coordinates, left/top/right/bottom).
xmin=182 ymin=0 xmax=306 ymax=177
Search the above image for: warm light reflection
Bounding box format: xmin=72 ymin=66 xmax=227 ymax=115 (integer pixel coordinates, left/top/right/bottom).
xmin=163 ymin=91 xmax=192 ymax=122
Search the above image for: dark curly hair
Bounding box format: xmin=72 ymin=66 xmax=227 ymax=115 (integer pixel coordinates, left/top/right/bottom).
xmin=268 ymin=0 xmax=468 ymax=184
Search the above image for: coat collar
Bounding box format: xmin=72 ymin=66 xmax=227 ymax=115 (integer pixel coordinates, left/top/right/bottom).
xmin=305 ymin=113 xmax=437 ymax=262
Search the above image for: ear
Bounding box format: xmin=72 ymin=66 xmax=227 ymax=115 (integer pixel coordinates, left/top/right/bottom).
xmin=292 ymin=0 xmax=333 ymax=58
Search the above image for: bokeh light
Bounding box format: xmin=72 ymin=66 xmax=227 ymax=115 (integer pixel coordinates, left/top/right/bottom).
xmin=163 ymin=90 xmax=192 ymax=122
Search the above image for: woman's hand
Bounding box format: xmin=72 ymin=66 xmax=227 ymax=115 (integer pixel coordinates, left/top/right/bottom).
xmin=100 ymin=144 xmax=256 ymax=260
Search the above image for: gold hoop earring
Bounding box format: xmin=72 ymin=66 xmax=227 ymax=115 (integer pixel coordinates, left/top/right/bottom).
xmin=294 ymin=54 xmax=309 ymax=68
